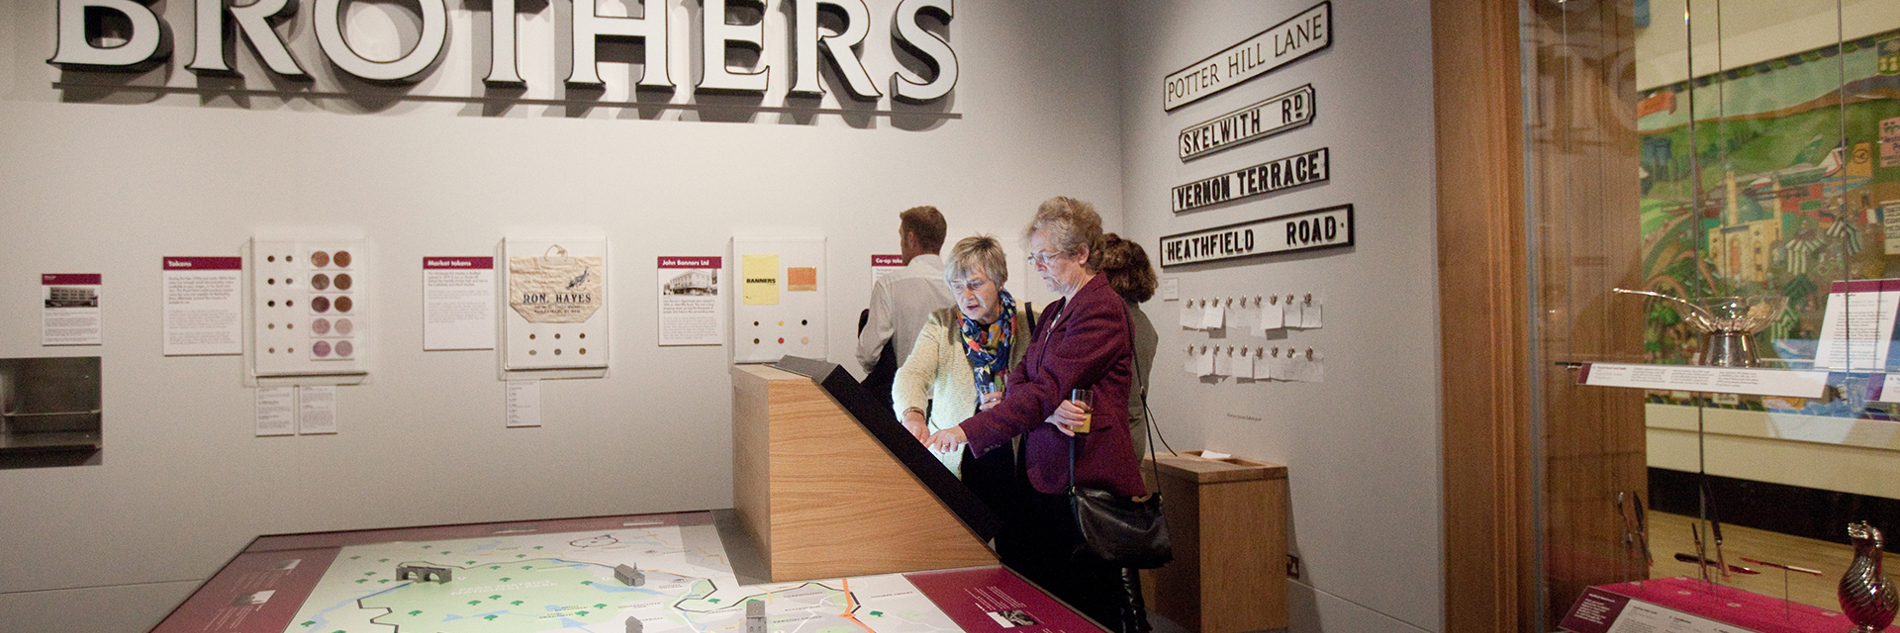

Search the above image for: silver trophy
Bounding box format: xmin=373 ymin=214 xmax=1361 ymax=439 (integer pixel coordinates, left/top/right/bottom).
xmin=1615 ymin=289 xmax=1786 ymax=367
xmin=1840 ymin=522 xmax=1899 ymax=633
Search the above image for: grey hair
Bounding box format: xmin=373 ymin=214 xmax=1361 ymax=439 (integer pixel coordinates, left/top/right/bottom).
xmin=1023 ymin=196 xmax=1105 ymax=271
xmin=943 ymin=234 xmax=1010 ymax=287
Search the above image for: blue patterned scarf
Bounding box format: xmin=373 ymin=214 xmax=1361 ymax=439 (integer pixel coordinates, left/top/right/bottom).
xmin=961 ymin=289 xmax=1017 ymax=396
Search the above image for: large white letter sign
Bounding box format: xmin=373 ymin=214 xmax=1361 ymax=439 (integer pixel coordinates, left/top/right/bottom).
xmin=188 ymin=0 xmax=306 ymax=76
xmin=315 ymin=0 xmax=448 ymax=82
xmin=49 ymin=0 xmax=170 ymax=69
xmin=569 ymin=0 xmax=674 ymax=88
xmin=486 ymin=0 xmax=524 ymax=84
xmin=890 ymin=0 xmax=955 ymax=102
xmin=697 ymin=0 xmax=768 ymax=92
xmin=789 ymin=0 xmax=879 ymax=98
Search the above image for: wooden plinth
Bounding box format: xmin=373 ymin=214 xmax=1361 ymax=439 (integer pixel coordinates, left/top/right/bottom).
xmin=1141 ymin=451 xmax=1288 ymax=633
xmin=731 ymin=364 xmax=997 ymax=582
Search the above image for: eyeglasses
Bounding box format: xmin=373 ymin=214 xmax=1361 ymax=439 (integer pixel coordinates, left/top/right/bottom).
xmin=1025 ymin=250 xmax=1065 ymax=267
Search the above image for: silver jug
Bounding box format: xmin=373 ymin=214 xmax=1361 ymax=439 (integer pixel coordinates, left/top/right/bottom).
xmin=1840 ymin=521 xmax=1899 ymax=632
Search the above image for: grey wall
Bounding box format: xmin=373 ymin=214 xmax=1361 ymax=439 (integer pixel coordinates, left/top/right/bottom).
xmin=0 ymin=2 xmax=1122 ymax=631
xmin=1114 ymin=1 xmax=1444 ymax=632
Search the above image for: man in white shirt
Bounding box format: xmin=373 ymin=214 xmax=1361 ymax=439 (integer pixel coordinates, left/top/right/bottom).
xmin=858 ymin=206 xmax=956 ymax=385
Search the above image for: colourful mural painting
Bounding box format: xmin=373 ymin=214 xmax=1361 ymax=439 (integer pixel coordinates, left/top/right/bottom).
xmin=1637 ymin=31 xmax=1900 ymax=414
xmin=1639 ymin=33 xmax=1900 ymax=351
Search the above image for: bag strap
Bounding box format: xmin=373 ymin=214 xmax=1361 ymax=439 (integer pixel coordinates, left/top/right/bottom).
xmin=1067 ymin=305 xmax=1162 ymax=497
xmin=1122 ymin=306 xmax=1162 ymax=496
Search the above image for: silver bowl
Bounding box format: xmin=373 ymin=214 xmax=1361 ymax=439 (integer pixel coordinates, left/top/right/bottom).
xmin=1617 ymin=289 xmax=1787 ymax=367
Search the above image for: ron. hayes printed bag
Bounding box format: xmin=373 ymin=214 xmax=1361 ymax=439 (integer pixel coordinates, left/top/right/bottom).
xmin=508 ymin=247 xmax=603 ymax=324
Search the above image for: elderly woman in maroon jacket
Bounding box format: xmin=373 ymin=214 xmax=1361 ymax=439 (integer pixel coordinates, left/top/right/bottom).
xmin=926 ymin=196 xmax=1151 ymax=633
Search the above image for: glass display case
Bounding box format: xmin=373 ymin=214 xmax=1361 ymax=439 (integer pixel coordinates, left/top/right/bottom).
xmin=1525 ymin=0 xmax=1900 ymax=627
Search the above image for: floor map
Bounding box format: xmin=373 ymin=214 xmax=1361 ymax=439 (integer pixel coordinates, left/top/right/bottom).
xmin=282 ymin=522 xmax=961 ymax=633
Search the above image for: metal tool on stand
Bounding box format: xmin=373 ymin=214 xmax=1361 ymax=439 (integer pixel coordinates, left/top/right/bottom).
xmin=1743 ymin=556 xmax=1823 ymax=620
xmin=1702 ymin=483 xmax=1732 ymax=582
xmin=1691 ymin=523 xmax=1712 ymax=584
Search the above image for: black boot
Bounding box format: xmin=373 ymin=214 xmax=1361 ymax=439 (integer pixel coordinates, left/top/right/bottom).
xmin=1117 ymin=567 xmax=1153 ymax=633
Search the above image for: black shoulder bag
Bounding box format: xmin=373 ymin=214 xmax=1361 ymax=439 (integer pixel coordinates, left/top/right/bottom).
xmin=1067 ymin=308 xmax=1172 ymax=569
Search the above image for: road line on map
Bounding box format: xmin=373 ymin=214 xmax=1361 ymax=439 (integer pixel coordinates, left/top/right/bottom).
xmin=839 ymin=578 xmax=875 ymax=633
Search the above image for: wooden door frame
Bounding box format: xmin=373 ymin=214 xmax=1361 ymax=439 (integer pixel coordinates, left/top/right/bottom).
xmin=1434 ymin=0 xmax=1537 ymax=631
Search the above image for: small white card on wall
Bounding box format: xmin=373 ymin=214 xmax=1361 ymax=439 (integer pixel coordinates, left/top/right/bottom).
xmin=1200 ymin=303 xmax=1225 ymax=330
xmin=256 ymin=387 xmax=296 ymax=437
xmin=507 ymin=380 xmax=541 ymax=428
xmin=1288 ymin=355 xmax=1324 ymax=382
xmin=1234 ymin=302 xmax=1258 ymax=333
xmin=1179 ymin=302 xmax=1202 ymax=329
xmin=1267 ymin=355 xmax=1296 ymax=381
xmin=298 ymin=386 xmax=337 ymax=434
xmin=1301 ymin=302 xmax=1324 ymax=328
xmin=1257 ymin=301 xmax=1285 ymax=332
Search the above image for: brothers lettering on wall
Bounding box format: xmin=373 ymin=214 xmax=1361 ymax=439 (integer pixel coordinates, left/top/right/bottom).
xmin=49 ymin=0 xmax=957 ymax=105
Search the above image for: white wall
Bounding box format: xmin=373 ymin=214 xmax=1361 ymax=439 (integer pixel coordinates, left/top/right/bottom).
xmin=1114 ymin=1 xmax=1443 ymax=632
xmin=0 ymin=2 xmax=1122 ymax=631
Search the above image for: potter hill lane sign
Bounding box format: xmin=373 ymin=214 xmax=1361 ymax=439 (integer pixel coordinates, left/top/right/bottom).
xmin=1158 ymin=204 xmax=1353 ymax=268
xmin=1163 ymin=1 xmax=1331 ymax=111
xmin=1172 ymin=147 xmax=1328 ymax=213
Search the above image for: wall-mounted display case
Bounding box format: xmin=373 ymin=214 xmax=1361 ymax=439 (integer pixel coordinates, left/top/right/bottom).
xmin=1526 ymin=0 xmax=1900 ymax=627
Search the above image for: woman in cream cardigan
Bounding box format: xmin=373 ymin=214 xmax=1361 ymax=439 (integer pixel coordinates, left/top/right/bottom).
xmin=893 ymin=235 xmax=1035 ymax=491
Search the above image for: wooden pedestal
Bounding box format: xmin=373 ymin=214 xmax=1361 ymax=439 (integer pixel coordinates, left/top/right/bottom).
xmin=1142 ymin=451 xmax=1289 ymax=633
xmin=731 ymin=364 xmax=997 ymax=582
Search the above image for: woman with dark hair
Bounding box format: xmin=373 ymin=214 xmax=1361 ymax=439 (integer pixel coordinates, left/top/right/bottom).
xmin=1099 ymin=234 xmax=1158 ymax=455
xmin=926 ymin=197 xmax=1151 ymax=633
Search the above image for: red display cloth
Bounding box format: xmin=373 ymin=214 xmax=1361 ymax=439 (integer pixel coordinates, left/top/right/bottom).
xmin=151 ymin=548 xmax=338 ymax=633
xmin=905 ymin=566 xmax=1106 ymax=632
xmin=1564 ymin=576 xmax=1899 ymax=633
